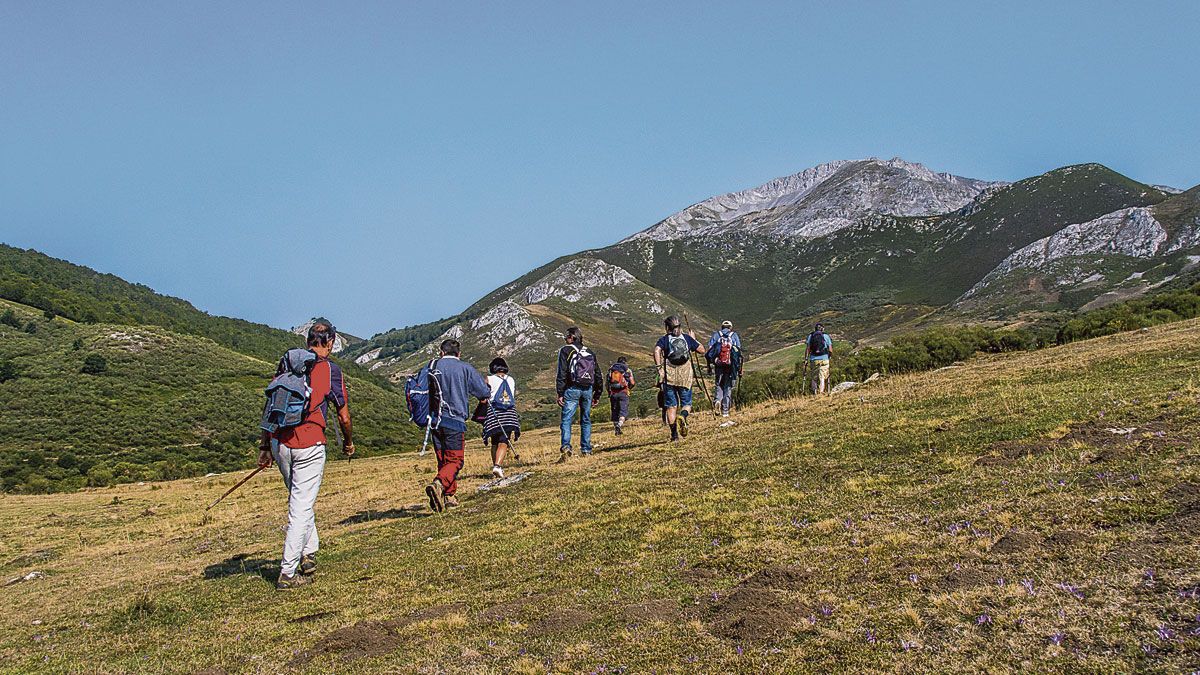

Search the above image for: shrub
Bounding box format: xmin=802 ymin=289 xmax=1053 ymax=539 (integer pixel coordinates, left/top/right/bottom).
xmin=81 ymin=354 xmax=108 ymax=375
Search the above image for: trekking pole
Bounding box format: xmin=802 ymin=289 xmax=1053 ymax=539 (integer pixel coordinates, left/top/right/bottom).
xmin=802 ymin=359 xmax=810 ymax=396
xmin=419 ymin=421 xmax=432 ymax=457
xmin=205 ymin=465 xmax=266 ymax=511
xmin=682 ymin=314 xmax=718 ymax=418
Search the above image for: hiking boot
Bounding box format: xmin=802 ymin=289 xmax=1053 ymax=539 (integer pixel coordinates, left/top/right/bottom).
xmin=299 ymin=554 xmax=317 ymax=576
xmin=444 ymin=494 xmax=460 ymax=508
xmin=557 ymin=447 xmax=572 ymax=464
xmin=426 ymin=479 xmax=445 ymax=513
xmin=678 ymin=413 xmax=689 ymax=438
xmin=670 ymin=431 xmax=680 ymax=442
xmin=275 ymin=572 xmax=313 ymax=591
xmin=492 ymin=465 xmax=504 ymax=479
xmin=581 ymin=449 xmax=592 ymax=457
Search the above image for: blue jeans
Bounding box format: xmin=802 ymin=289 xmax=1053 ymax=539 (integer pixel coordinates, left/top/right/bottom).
xmin=560 ymin=385 xmax=594 ymax=453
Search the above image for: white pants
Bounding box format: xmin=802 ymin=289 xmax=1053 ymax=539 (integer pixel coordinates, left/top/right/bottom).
xmin=272 ymin=442 xmax=326 ymax=576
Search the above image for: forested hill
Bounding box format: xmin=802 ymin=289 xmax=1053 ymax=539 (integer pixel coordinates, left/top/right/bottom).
xmin=0 ymin=244 xmax=301 ymax=362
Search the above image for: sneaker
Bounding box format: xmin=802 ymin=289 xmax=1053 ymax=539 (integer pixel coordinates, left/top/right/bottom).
xmin=299 ymin=554 xmax=317 ymax=576
xmin=557 ymin=447 xmax=573 ymax=464
xmin=275 ymin=572 xmax=313 ymax=591
xmin=425 ymin=479 xmax=445 ymax=513
xmin=722 ymin=411 xmax=730 ymax=418
xmin=581 ymin=449 xmax=592 ymax=457
xmin=678 ymin=414 xmax=689 ymax=438
xmin=492 ymin=465 xmax=504 ymax=479
xmin=615 ymin=424 xmax=624 ymax=436
xmin=444 ymin=494 xmax=460 ymax=508
xmin=671 ymin=432 xmax=680 ymax=442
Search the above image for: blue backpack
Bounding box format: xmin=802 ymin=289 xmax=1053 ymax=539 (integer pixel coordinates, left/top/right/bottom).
xmin=260 ymin=349 xmax=317 ymax=433
xmin=405 ymin=359 xmax=444 ymax=429
xmin=491 ymin=377 xmax=516 ymax=411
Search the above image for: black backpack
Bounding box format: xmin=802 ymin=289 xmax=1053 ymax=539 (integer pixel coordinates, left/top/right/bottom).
xmin=808 ymin=330 xmax=830 ymax=357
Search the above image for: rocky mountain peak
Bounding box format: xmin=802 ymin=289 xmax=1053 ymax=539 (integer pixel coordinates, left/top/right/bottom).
xmin=625 ymin=157 xmax=1002 ymax=242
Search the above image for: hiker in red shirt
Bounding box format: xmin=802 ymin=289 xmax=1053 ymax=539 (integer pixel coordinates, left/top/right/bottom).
xmin=257 ymin=321 xmax=354 ymax=590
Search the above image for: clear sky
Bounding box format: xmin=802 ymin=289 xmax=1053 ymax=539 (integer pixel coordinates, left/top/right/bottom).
xmin=1 ymin=1 xmax=1197 ymax=337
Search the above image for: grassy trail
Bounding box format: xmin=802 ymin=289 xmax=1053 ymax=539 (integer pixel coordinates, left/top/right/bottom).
xmin=1 ymin=320 xmax=1199 ymax=672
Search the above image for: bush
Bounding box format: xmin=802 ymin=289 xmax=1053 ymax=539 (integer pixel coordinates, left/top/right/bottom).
xmin=0 ymin=310 xmax=19 ymax=328
xmin=81 ymin=353 xmax=108 ymax=375
xmin=0 ymin=359 xmax=17 ymax=383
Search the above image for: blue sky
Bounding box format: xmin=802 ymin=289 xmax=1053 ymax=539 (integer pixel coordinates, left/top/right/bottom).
xmin=1 ymin=1 xmax=1197 ymax=337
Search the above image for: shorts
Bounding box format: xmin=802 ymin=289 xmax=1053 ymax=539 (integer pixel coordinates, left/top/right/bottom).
xmin=662 ymin=385 xmax=692 ymax=409
xmin=432 ymin=428 xmax=465 ymax=451
xmin=810 ymin=359 xmax=830 ymax=380
xmin=484 ymin=427 xmax=521 ymax=445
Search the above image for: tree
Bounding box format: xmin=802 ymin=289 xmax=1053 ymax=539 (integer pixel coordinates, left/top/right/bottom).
xmin=81 ymin=354 xmax=108 ymax=375
xmin=0 ymin=359 xmax=18 ymax=383
xmin=23 ymin=321 xmax=37 ymax=334
xmin=72 ymin=338 xmax=84 ymax=351
xmin=0 ymin=310 xmax=19 ymax=328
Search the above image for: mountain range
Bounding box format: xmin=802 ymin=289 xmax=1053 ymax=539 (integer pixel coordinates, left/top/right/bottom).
xmin=343 ymin=158 xmax=1199 ymax=407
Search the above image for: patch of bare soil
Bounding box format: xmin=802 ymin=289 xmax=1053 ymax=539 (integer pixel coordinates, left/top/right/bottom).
xmin=478 ymin=594 xmax=544 ymax=623
xmin=527 ymin=608 xmax=592 ymax=637
xmin=976 ymin=414 xmax=1191 ymax=466
xmin=1045 ymin=530 xmax=1089 ymax=549
xmin=706 ymin=586 xmax=805 ymax=642
xmin=289 ymin=621 xmax=403 ymax=668
xmin=1165 ymin=481 xmax=1200 ymax=515
xmin=622 ymin=599 xmax=680 ymax=624
xmin=680 ymin=566 xmax=724 ymax=584
xmin=739 ymin=565 xmax=812 ymax=591
xmin=939 ymin=567 xmax=991 ymax=592
xmin=989 ymin=532 xmax=1038 ymax=555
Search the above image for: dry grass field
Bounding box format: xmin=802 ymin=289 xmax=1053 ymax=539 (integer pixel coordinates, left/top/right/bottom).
xmin=2 ymin=320 xmax=1199 ymax=673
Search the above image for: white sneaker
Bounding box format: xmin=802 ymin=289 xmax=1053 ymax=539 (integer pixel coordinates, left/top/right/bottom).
xmin=722 ymin=412 xmax=730 ymax=418
xmin=491 ymin=465 xmax=504 ymax=479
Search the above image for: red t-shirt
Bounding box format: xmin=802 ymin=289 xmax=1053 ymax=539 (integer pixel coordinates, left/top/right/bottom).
xmin=276 ymin=359 xmax=348 ymax=449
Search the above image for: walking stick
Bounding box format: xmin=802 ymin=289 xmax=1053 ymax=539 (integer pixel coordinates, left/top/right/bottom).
xmin=206 ymin=465 xmax=266 ymax=511
xmin=682 ymin=315 xmax=718 ymax=417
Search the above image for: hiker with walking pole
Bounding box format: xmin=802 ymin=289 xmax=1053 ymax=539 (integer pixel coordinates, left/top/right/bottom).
xmin=409 ymin=339 xmax=491 ymax=513
xmin=654 ymin=315 xmax=705 ymax=442
xmin=705 ymin=320 xmax=743 ymax=418
xmin=481 ymin=357 xmax=521 ymax=479
xmin=804 ymin=322 xmax=833 ymax=395
xmin=257 ymin=321 xmax=354 ymax=591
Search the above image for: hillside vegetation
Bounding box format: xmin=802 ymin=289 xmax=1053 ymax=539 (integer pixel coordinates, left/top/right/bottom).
xmin=1 ymin=319 xmax=1197 ymax=672
xmin=0 ymin=244 xmax=307 ymax=363
xmin=0 ymin=299 xmax=419 ymax=494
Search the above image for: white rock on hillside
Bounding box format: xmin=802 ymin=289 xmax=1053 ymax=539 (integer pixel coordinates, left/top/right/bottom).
xmin=469 ymin=301 xmax=547 ymax=355
xmin=523 ymin=258 xmax=635 ymax=305
xmin=962 ymin=207 xmax=1169 ymax=297
xmin=291 ymin=319 xmax=350 ymax=353
xmin=354 ymin=347 xmax=381 ymax=365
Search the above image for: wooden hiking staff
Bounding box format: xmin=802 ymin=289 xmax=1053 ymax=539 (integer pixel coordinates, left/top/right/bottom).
xmin=205 ymin=465 xmax=266 ymax=511
xmin=683 ymin=314 xmax=718 ymax=418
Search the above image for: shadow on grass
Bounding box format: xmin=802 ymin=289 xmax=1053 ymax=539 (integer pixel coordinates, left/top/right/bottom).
xmin=338 ymin=506 xmax=431 ymax=525
xmin=203 ymin=553 xmax=278 ymax=583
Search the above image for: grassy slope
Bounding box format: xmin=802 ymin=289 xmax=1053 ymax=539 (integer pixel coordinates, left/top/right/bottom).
xmin=0 ymin=298 xmax=420 ymax=492
xmin=2 ymin=320 xmax=1199 ymax=672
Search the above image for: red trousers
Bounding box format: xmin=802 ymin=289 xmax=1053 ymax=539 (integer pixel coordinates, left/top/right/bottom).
xmin=432 ymin=429 xmax=465 ymax=495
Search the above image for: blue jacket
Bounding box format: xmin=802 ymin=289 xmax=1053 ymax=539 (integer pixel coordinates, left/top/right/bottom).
xmin=707 ymin=329 xmax=742 ymax=350
xmin=422 ymin=356 xmax=490 ymax=432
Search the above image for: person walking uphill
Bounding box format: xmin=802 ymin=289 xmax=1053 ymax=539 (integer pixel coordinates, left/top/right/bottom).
xmin=607 ymin=356 xmax=635 ymax=435
xmin=556 ymin=326 xmax=603 ymax=461
xmin=482 ymin=357 xmax=520 ymax=479
xmin=706 ymin=320 xmax=743 ymax=417
xmin=419 ymin=339 xmax=491 ymax=513
xmin=655 ymin=315 xmax=705 ymax=441
xmin=258 ymin=321 xmax=354 ymax=591
xmin=805 ymin=322 xmax=833 ymax=394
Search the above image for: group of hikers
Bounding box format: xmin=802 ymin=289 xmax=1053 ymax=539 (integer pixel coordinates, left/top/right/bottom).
xmin=254 ymin=317 xmax=835 ymax=590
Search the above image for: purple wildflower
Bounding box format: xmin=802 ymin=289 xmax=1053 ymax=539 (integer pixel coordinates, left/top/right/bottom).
xmin=1179 ymin=586 xmax=1200 ymax=599
xmin=1020 ymin=579 xmax=1036 ymax=595
xmin=1049 ymin=632 xmax=1065 ymax=646
xmin=710 ymin=538 xmax=720 ymax=548
xmin=1156 ymin=624 xmax=1176 ymax=641
xmin=556 ymin=552 xmax=565 ymax=561
xmin=1143 ymin=569 xmax=1155 ymax=582
xmin=1057 ymin=582 xmax=1084 ymax=600
xmin=900 ymin=639 xmax=916 ymax=652
xmin=977 ymin=614 xmax=993 ymax=626
xmin=864 ymin=628 xmax=877 ymax=643
xmin=996 ymin=578 xmax=1005 ymax=587
xmin=820 ymin=605 xmax=833 ymax=617
xmin=807 ymin=614 xmax=818 ymax=625
xmin=735 ymin=645 xmax=743 ymax=656
xmin=908 ymin=574 xmax=919 ymax=584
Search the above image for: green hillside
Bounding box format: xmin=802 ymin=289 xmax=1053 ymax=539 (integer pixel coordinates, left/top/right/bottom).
xmin=0 ymin=244 xmax=303 ymax=362
xmin=0 ymin=298 xmax=420 ymax=494
xmin=2 ymin=317 xmax=1197 ymax=671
